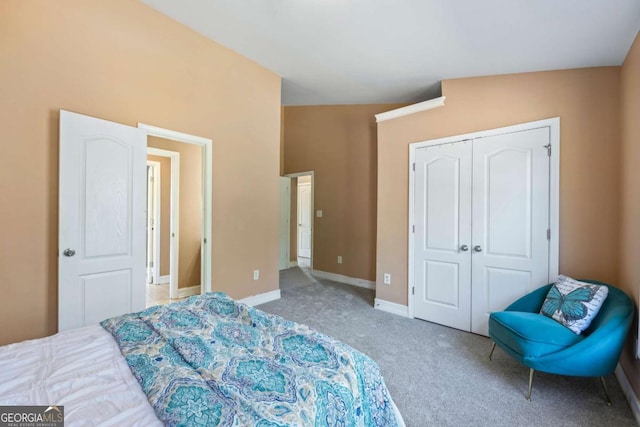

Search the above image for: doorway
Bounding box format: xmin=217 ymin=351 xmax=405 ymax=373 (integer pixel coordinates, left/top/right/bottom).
xmin=139 ymin=123 xmax=213 ymax=306
xmin=145 ymin=148 xmax=180 ymax=306
xmin=146 ymin=160 xmax=161 ymax=285
xmin=284 ymin=172 xmax=314 ymax=271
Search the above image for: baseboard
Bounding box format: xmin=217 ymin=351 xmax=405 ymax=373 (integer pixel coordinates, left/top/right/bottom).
xmin=374 ymin=298 xmax=410 ymax=318
xmin=311 ymin=269 xmax=376 ymax=290
xmin=155 ymin=275 xmax=169 ymax=285
xmin=238 ymin=289 xmax=281 ymax=307
xmin=288 ymin=260 xmax=298 ymax=268
xmin=177 ymin=285 xmax=200 ymax=298
xmin=615 ymin=363 xmax=640 ymax=425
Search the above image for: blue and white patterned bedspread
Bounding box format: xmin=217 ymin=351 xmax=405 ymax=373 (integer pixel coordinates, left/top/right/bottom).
xmin=101 ymin=292 xmax=402 ymax=426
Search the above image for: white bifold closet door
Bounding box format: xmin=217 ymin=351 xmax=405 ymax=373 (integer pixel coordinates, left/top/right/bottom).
xmin=413 ymin=127 xmax=550 ymax=336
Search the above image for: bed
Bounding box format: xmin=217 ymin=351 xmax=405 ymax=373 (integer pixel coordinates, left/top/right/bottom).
xmin=0 ymin=292 xmax=405 ymax=426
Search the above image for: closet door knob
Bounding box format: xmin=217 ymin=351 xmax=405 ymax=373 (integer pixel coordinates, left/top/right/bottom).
xmin=63 ymin=248 xmax=76 ymax=257
xmin=474 ymin=245 xmax=483 ymax=252
xmin=460 ymin=245 xmax=469 ymax=251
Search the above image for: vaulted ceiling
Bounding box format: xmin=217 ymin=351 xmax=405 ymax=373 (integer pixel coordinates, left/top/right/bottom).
xmin=141 ymin=0 xmax=640 ymax=105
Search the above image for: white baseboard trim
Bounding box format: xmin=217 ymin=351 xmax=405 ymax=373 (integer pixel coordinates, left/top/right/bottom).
xmin=238 ymin=289 xmax=281 ymax=307
xmin=155 ymin=275 xmax=169 ymax=285
xmin=288 ymin=260 xmax=298 ymax=268
xmin=311 ymin=269 xmax=376 ymax=290
xmin=615 ymin=363 xmax=640 ymax=425
xmin=374 ymin=298 xmax=410 ymax=318
xmin=177 ymin=285 xmax=200 ymax=298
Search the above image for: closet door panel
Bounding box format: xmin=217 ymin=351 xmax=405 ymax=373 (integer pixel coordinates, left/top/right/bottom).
xmin=413 ymin=141 xmax=472 ymax=331
xmin=471 ymin=128 xmax=550 ymax=336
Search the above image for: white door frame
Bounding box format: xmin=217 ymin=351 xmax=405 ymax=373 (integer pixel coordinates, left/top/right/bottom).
xmin=147 ymin=148 xmax=180 ymax=298
xmin=407 ymin=117 xmax=560 ymax=319
xmin=140 ymin=123 xmax=213 ymax=298
xmin=285 ymin=171 xmax=314 ymax=270
xmin=146 ymin=160 xmax=162 ymax=285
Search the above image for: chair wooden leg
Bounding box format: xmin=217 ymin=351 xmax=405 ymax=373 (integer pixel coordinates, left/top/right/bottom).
xmin=527 ymin=369 xmax=535 ymax=401
xmin=489 ymin=342 xmax=496 ymax=361
xmin=600 ymin=376 xmax=612 ymax=406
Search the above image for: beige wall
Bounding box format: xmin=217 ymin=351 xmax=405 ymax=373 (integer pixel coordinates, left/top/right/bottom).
xmin=618 ymin=32 xmax=640 ymax=400
xmin=283 ymin=104 xmax=403 ymax=280
xmin=0 ymin=0 xmax=281 ymax=345
xmin=377 ymin=67 xmax=621 ymax=305
xmin=147 ymin=154 xmax=171 ymax=277
xmin=148 ymin=137 xmax=202 ymax=289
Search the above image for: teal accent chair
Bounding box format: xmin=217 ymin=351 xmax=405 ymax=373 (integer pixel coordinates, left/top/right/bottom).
xmin=488 ymin=280 xmax=633 ymax=403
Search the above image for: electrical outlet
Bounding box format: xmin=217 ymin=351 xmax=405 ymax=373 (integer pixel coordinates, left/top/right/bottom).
xmin=253 ymin=270 xmax=259 ymax=280
xmin=383 ymin=273 xmax=391 ymax=285
xmin=337 ymin=256 xmax=342 ymax=264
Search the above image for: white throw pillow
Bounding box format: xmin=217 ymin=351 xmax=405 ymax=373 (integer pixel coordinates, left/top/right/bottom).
xmin=540 ymin=275 xmax=609 ymax=334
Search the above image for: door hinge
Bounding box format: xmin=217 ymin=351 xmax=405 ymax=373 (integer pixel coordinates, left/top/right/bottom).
xmin=204 ymin=238 xmax=207 ymax=244
xmin=412 ymin=225 xmax=415 ymax=233
xmin=547 ymin=229 xmax=551 ymax=240
xmin=544 ymin=144 xmax=551 ymax=156
xmin=412 ymin=163 xmax=415 ymax=171
xmin=412 ymin=287 xmax=415 ymax=295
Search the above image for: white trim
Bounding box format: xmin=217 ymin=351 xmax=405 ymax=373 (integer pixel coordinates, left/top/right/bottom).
xmin=177 ymin=285 xmax=200 ymax=298
xmin=139 ymin=123 xmax=211 ymax=146
xmin=407 ymin=117 xmax=560 ymax=319
xmin=141 ymin=123 xmax=213 ymax=298
xmin=285 ymin=171 xmax=315 ymax=271
xmin=375 ymin=96 xmax=446 ymax=123
xmin=288 ymin=260 xmax=298 ymax=268
xmin=147 ymin=147 xmax=180 ymax=300
xmin=374 ymin=298 xmax=410 ymax=318
xmin=615 ymin=363 xmax=640 ymax=425
xmin=238 ymin=289 xmax=281 ymax=306
xmin=155 ymin=275 xmax=170 ymax=285
xmin=146 ymin=160 xmax=162 ymax=286
xmin=312 ymin=269 xmax=376 ymax=290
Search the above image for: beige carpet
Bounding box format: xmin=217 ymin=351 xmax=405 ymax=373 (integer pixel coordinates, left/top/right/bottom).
xmin=257 ymin=266 xmax=637 ymax=427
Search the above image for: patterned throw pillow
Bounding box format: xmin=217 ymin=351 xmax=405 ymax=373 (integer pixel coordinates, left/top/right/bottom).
xmin=540 ymin=275 xmax=609 ymax=334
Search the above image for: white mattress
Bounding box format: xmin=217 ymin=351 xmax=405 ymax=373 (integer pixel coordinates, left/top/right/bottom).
xmin=0 ymin=325 xmax=162 ymax=426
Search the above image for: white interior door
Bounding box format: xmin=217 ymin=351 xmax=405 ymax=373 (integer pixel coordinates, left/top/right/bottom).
xmin=279 ymin=177 xmax=291 ymax=270
xmin=297 ymin=182 xmax=312 ymax=259
xmin=59 ymin=110 xmax=147 ymax=331
xmin=470 ymin=128 xmax=550 ymax=335
xmin=413 ymin=141 xmax=472 ymax=331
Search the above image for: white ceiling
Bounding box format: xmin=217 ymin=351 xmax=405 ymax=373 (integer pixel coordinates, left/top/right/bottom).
xmin=141 ymin=0 xmax=640 ymax=106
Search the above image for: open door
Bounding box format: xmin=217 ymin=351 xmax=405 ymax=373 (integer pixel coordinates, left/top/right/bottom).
xmin=59 ymin=110 xmax=147 ymax=331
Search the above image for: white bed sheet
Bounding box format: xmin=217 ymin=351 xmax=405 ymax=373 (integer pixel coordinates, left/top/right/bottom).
xmin=0 ymin=325 xmax=162 ymax=426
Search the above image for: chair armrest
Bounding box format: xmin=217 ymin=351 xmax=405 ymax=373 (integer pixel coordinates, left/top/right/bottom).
xmin=525 ymin=309 xmax=633 ymax=376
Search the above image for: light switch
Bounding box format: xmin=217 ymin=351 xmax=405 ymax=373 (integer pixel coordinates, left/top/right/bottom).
xmin=316 ymin=210 xmax=323 ymax=217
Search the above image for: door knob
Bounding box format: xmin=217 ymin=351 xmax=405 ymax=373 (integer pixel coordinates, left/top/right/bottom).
xmin=63 ymin=248 xmax=76 ymax=257
xmin=460 ymin=245 xmax=469 ymax=251
xmin=474 ymin=245 xmax=483 ymax=252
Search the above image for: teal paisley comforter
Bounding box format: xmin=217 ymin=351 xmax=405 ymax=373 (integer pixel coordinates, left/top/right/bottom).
xmin=101 ymin=292 xmax=401 ymax=426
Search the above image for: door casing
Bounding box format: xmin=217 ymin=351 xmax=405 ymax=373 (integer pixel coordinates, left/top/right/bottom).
xmin=408 ymin=117 xmax=560 ymax=321
xmin=139 ymin=123 xmax=213 ymax=298
xmin=285 ymin=171 xmax=314 ymax=270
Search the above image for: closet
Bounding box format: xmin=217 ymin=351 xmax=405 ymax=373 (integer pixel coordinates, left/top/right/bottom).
xmin=410 ymin=120 xmax=558 ymax=336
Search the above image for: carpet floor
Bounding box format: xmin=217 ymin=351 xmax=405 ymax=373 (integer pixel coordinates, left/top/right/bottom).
xmin=258 ymin=266 xmax=637 ymax=427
